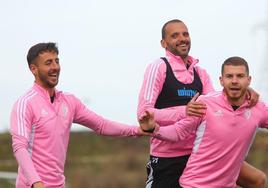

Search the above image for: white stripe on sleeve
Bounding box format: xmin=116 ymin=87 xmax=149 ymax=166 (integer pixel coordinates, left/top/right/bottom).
xmin=17 ymin=90 xmax=36 ymax=138
xmin=144 ymin=61 xmax=163 ymax=102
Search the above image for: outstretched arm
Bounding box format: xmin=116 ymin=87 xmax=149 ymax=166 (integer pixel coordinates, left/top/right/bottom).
xmin=138 ymin=111 xmax=201 ymax=142
xmin=73 ymin=96 xmax=140 ymax=137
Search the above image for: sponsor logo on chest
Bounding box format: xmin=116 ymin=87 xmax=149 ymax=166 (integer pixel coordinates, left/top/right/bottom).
xmin=177 ymin=88 xmax=197 ymax=97
xmin=214 ymin=109 xmax=223 ymax=117
xmin=41 ymin=108 xmax=49 ymax=117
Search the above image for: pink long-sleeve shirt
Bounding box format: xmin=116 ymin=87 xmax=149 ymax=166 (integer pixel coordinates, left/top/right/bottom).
xmin=10 ymin=83 xmax=139 ymax=188
xmin=137 ymin=51 xmax=214 ymax=157
xmin=153 ymin=91 xmax=268 ymax=188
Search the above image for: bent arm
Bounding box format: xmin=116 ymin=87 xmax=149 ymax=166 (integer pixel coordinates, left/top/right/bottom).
xmin=137 ymin=60 xmax=187 ymax=124
xmin=153 ymin=116 xmax=201 ymax=142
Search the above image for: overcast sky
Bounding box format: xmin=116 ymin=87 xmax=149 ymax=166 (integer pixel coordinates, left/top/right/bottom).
xmin=1 ymin=0 xmax=267 ymax=132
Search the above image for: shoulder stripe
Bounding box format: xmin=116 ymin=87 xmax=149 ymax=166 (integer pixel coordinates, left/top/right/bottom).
xmin=144 ymin=61 xmax=163 ymax=102
xmin=17 ymin=90 xmax=37 ymax=137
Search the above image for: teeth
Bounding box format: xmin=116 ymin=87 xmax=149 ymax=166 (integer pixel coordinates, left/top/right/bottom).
xmin=176 ymin=43 xmax=187 ymax=47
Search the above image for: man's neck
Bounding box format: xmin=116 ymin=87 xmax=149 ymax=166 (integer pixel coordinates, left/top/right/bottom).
xmin=182 ymin=57 xmax=191 ymax=69
xmin=35 ymin=81 xmax=56 ymax=97
xmin=222 ymin=89 xmax=247 ymax=107
xmin=228 ymin=95 xmax=246 ymax=107
xmin=167 ymin=50 xmax=190 ymax=68
xmin=48 ymin=89 xmax=56 ymax=97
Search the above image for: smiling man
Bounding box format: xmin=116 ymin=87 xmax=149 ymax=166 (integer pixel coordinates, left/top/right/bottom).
xmin=10 ymin=42 xmax=144 ymax=188
xmin=140 ymin=56 xmax=268 ymax=188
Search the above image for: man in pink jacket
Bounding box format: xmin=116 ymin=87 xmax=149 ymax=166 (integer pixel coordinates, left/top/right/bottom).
xmin=10 ymin=42 xmax=143 ymax=188
xmin=137 ymin=19 xmax=266 ymax=187
xmin=139 ymin=56 xmax=268 ymax=187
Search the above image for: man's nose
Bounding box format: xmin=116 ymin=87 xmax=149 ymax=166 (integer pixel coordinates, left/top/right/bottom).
xmin=178 ymin=34 xmax=187 ymax=41
xmin=51 ymin=61 xmax=60 ymax=69
xmin=231 ymin=76 xmax=238 ymax=83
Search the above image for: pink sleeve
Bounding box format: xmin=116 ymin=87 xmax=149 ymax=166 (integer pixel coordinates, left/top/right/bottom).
xmin=196 ymin=67 xmax=215 ymax=94
xmin=137 ymin=60 xmax=187 ymax=125
xmin=14 ymin=148 xmax=41 ymax=185
xmin=259 ymin=102 xmax=268 ymax=128
xmin=72 ymin=96 xmax=139 ymax=136
xmin=153 ymin=116 xmax=201 ymax=142
xmin=10 ymin=101 xmax=41 ymax=185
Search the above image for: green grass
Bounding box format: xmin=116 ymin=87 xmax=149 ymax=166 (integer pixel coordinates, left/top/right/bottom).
xmin=1 ymin=131 xmax=267 ymax=188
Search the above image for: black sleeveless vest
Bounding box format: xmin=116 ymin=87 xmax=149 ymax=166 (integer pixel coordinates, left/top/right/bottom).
xmin=154 ymin=57 xmax=203 ymax=109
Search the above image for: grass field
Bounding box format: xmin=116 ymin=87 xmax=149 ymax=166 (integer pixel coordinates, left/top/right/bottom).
xmin=0 ymin=130 xmax=267 ymax=188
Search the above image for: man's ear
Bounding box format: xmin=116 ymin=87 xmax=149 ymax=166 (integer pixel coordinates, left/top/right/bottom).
xmin=219 ymin=76 xmax=224 ymax=87
xmin=160 ymin=39 xmax=167 ymax=49
xmin=29 ymin=64 xmax=37 ymax=76
xmin=248 ymin=75 xmax=252 ymax=86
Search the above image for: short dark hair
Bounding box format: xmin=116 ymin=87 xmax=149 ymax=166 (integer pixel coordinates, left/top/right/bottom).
xmin=221 ymin=56 xmax=249 ymax=75
xmin=27 ymin=42 xmax=59 ymax=66
xmin=161 ymin=19 xmax=183 ymax=39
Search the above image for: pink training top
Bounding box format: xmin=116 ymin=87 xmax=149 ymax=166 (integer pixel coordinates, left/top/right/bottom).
xmin=137 ymin=50 xmax=214 ymax=157
xmin=10 ymin=83 xmax=140 ymax=188
xmin=153 ymin=91 xmax=268 ymax=188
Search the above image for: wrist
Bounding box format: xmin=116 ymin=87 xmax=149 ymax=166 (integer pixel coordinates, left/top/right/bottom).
xmin=141 ymin=127 xmax=155 ymax=133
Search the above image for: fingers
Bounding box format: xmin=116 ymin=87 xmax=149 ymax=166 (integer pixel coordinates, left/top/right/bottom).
xmin=245 ymin=90 xmax=251 ymax=100
xmin=145 ymin=110 xmax=154 ymax=118
xmin=188 ymin=101 xmax=206 ymax=109
xmin=246 ymin=87 xmax=259 ymax=107
xmin=248 ymin=97 xmax=258 ymax=107
xmin=139 ymin=111 xmax=153 ymax=122
xmin=187 ymin=109 xmax=205 ymax=117
xmin=138 ymin=111 xmax=156 ymax=133
xmin=187 ymin=101 xmax=206 ymax=111
xmin=186 ymin=100 xmax=206 ymax=117
xmin=247 ymin=91 xmax=259 ymax=107
xmin=190 ymin=92 xmax=200 ymax=102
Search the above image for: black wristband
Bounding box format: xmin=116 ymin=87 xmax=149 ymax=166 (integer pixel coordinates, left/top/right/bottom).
xmin=142 ymin=127 xmax=155 ymax=133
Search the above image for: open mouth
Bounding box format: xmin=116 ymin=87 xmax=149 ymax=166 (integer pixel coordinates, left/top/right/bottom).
xmin=48 ymin=71 xmax=59 ymax=78
xmin=229 ymin=88 xmax=241 ymax=95
xmin=230 ymin=88 xmax=240 ymax=91
xmin=48 ymin=73 xmax=59 ymax=82
xmin=176 ymin=44 xmax=188 ymax=52
xmin=176 ymin=43 xmax=188 ymax=47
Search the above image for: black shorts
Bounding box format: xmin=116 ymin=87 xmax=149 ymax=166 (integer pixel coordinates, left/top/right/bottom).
xmin=146 ymin=155 xmax=190 ymax=188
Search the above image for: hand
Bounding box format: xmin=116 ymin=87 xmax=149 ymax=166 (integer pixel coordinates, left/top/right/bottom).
xmin=138 ymin=111 xmax=157 ymax=133
xmin=186 ymin=93 xmax=206 ymax=117
xmin=246 ymin=87 xmax=259 ymax=107
xmin=137 ymin=127 xmax=152 ymax=136
xmin=32 ymin=181 xmax=45 ymax=188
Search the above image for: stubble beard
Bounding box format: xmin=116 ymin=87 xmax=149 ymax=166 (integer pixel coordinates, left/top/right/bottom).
xmin=38 ymin=71 xmax=59 ymax=89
